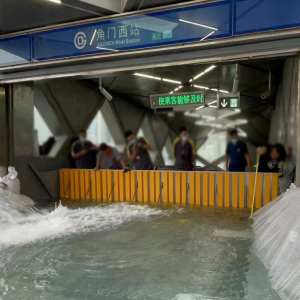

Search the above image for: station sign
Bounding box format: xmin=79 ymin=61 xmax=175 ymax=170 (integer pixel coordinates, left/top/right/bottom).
xmin=150 ymin=91 xmax=204 ymax=109
xmin=218 ymin=93 xmax=240 ymax=109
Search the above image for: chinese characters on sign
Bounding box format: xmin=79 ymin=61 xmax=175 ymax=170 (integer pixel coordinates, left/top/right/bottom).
xmin=96 ymin=24 xmax=141 ymax=48
xmin=150 ymin=92 xmax=204 ymax=108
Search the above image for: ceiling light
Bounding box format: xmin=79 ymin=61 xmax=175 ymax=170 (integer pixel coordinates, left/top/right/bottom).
xmin=170 ymin=91 xmax=174 ymax=94
xmin=90 ymin=29 xmax=97 ymax=45
xmin=194 ymin=72 xmax=205 ymax=80
xmin=208 ymin=129 xmax=215 ymax=136
xmin=162 ymin=78 xmax=181 ymax=84
xmin=210 ymin=88 xmax=218 ymax=92
xmin=195 ymin=121 xmax=222 ymax=128
xmin=202 ymin=115 xmax=216 ymax=120
xmin=133 ymin=73 xmax=161 ymax=80
xmin=179 ymin=19 xmax=218 ymax=31
xmin=204 ymin=65 xmax=217 ymax=73
xmin=179 ymin=86 xmax=183 ymax=89
xmin=207 ymin=100 xmax=217 ymax=105
xmin=201 ymin=31 xmax=215 ymax=41
xmin=219 ymin=90 xmax=229 ymax=93
xmin=218 ymin=109 xmax=241 ymax=120
xmin=48 ymin=0 xmax=61 ymax=3
xmin=225 ymin=119 xmax=248 ymax=128
xmin=174 ymin=88 xmax=179 ymax=91
xmin=238 ymin=128 xmax=247 ymax=137
xmin=195 ymin=105 xmax=205 ymax=111
xmin=194 ymin=85 xmax=209 ymax=90
xmin=208 ymin=105 xmax=217 ymax=108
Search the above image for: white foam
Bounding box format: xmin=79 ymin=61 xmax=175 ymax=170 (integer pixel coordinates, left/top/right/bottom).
xmin=0 ymin=202 xmax=168 ymax=248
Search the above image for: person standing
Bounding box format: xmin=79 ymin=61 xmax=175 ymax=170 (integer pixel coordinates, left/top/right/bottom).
xmin=226 ymin=129 xmax=252 ymax=172
xmin=172 ymin=127 xmax=196 ymax=171
xmin=95 ymin=143 xmax=126 ymax=170
xmin=257 ymin=143 xmax=286 ymax=173
xmin=71 ymin=130 xmax=98 ymax=169
xmin=125 ymin=131 xmax=154 ymax=170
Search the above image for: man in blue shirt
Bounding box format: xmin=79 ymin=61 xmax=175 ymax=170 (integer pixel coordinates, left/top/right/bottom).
xmin=226 ymin=129 xmax=252 ymax=172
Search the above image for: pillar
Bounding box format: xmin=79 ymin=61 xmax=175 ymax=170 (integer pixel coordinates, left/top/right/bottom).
xmin=13 ymin=82 xmax=35 ymax=157
xmin=296 ymin=55 xmax=300 ymax=186
xmin=0 ymin=87 xmax=7 ymax=169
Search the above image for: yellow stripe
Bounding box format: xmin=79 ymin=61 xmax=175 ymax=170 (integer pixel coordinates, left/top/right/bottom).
xmin=168 ymin=172 xmax=175 ymax=204
xmin=102 ymin=170 xmax=108 ymax=201
xmin=248 ymin=173 xmax=255 ymax=209
xmin=114 ymin=171 xmax=120 ymax=201
xmin=126 ymin=143 xmax=131 ymax=158
xmin=70 ymin=170 xmax=75 ymax=200
xmin=138 ymin=171 xmax=144 ymax=202
xmin=264 ymin=173 xmax=271 ymax=205
xmin=190 ymin=172 xmax=195 ymax=205
xmin=143 ymin=171 xmax=149 ymax=202
xmin=272 ymin=173 xmax=279 ymax=200
xmin=196 ymin=173 xmax=201 ymax=205
xmin=176 ymin=172 xmax=181 ymax=204
xmin=91 ymin=170 xmax=97 ymax=201
xmin=255 ymin=173 xmax=262 ymax=208
xmin=63 ymin=169 xmax=70 ymax=199
xmin=209 ymin=172 xmax=215 ymax=206
xmin=181 ymin=172 xmax=187 ymax=205
xmin=74 ymin=170 xmax=80 ymax=200
xmin=80 ymin=170 xmax=85 ymax=200
xmin=218 ymin=173 xmax=223 ymax=207
xmin=130 ymin=171 xmax=137 ymax=201
xmin=84 ymin=170 xmax=91 ymax=200
xmin=119 ymin=171 xmax=125 ymax=201
xmin=155 ymin=171 xmax=161 ymax=202
xmin=224 ymin=173 xmax=230 ymax=207
xmin=232 ymin=173 xmax=238 ymax=208
xmin=125 ymin=172 xmax=131 ymax=201
xmin=163 ymin=172 xmax=169 ymax=203
xmin=59 ymin=169 xmax=64 ymax=199
xmin=203 ymin=172 xmax=208 ymax=206
xmin=239 ymin=173 xmax=245 ymax=208
xmin=107 ymin=170 xmax=113 ymax=201
xmin=96 ymin=171 xmax=102 ymax=200
xmin=150 ymin=172 xmax=156 ymax=202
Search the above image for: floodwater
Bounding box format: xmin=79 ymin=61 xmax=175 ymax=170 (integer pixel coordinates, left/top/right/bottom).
xmin=0 ymin=199 xmax=280 ymax=300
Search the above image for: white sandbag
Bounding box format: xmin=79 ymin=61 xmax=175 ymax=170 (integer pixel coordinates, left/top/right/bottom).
xmin=253 ymin=187 xmax=300 ymax=300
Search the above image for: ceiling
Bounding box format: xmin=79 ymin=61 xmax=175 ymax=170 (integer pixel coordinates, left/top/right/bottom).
xmin=0 ymin=0 xmax=193 ymax=34
xmin=85 ymin=57 xmax=285 ymax=146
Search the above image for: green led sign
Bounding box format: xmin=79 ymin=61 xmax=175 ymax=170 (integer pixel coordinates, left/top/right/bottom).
xmin=150 ymin=91 xmax=204 ymax=108
xmin=218 ymin=93 xmax=240 ymax=109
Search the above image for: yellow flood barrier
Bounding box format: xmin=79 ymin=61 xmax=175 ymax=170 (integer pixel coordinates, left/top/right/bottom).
xmin=59 ymin=170 xmax=279 ymax=208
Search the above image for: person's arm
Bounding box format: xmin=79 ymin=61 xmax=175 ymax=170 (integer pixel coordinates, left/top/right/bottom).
xmin=189 ymin=139 xmax=196 ymax=162
xmin=225 ymin=154 xmax=229 ymax=172
xmin=113 ymin=148 xmax=126 ymax=169
xmin=139 ymin=138 xmax=151 ymax=151
xmin=257 ymin=146 xmax=268 ymax=156
xmin=72 ymin=143 xmax=88 ymax=159
xmin=130 ymin=146 xmax=137 ymax=162
xmin=245 ymin=154 xmax=252 ymax=172
xmin=94 ymin=153 xmax=101 ymax=170
xmin=120 ymin=158 xmax=126 ymax=169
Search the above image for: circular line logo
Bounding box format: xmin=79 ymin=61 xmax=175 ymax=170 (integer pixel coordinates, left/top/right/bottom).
xmin=74 ymin=32 xmax=87 ymax=49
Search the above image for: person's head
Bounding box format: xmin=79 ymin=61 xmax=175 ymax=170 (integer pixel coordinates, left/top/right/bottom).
xmin=229 ymin=129 xmax=238 ymax=145
xmin=125 ymin=130 xmax=135 ymax=144
xmin=79 ymin=130 xmax=87 ymax=142
xmin=99 ymin=143 xmax=110 ymax=155
xmin=271 ymin=143 xmax=287 ymax=161
xmin=179 ymin=126 xmax=189 ymax=142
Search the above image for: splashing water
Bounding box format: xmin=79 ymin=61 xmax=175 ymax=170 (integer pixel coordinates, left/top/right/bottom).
xmin=0 ymin=197 xmax=168 ymax=249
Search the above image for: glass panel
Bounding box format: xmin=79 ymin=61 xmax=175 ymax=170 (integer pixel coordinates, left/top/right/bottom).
xmin=162 ymin=146 xmax=175 ymax=166
xmin=0 ymin=36 xmax=31 ymax=67
xmin=234 ymin=0 xmax=300 ymax=35
xmin=34 ymin=107 xmax=53 ymax=145
xmin=198 ymin=132 xmax=226 ymax=163
xmin=87 ymin=110 xmax=115 ymax=146
xmin=33 ymin=1 xmax=232 ymax=60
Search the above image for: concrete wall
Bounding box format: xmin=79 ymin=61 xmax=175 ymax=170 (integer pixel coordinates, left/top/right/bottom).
xmin=269 ymin=58 xmax=297 ymax=167
xmin=0 ymin=87 xmax=7 ymax=168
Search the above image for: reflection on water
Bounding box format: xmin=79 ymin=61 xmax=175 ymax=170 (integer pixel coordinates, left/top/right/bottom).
xmin=0 ymin=201 xmax=280 ymax=300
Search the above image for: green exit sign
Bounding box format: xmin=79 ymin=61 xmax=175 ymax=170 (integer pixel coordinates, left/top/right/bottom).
xmin=150 ymin=91 xmax=204 ymax=109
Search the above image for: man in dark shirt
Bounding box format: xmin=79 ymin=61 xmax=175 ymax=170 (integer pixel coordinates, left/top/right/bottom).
xmin=173 ymin=127 xmax=196 ymax=171
xmin=95 ymin=143 xmax=126 ymax=170
xmin=71 ymin=130 xmax=98 ymax=169
xmin=226 ymin=129 xmax=252 ymax=172
xmin=125 ymin=131 xmax=154 ymax=170
xmin=257 ymin=143 xmax=286 ymax=173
